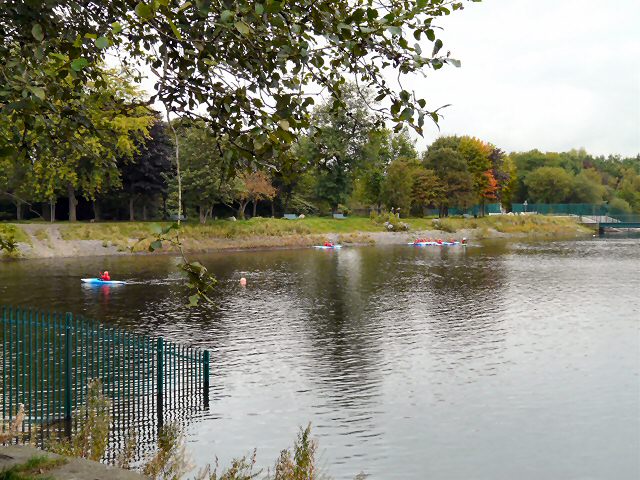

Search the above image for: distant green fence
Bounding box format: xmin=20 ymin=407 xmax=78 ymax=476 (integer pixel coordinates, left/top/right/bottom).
xmin=0 ymin=306 xmax=210 ymax=455
xmin=511 ymin=203 xmax=609 ymax=215
xmin=510 ymin=203 xmax=640 ymax=224
xmin=424 ymin=203 xmax=502 ymax=217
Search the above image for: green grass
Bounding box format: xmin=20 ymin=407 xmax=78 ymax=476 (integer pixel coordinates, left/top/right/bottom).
xmin=0 ymin=455 xmax=66 ymax=480
xmin=5 ymin=215 xmax=588 ymax=254
xmin=33 ymin=229 xmax=49 ymax=241
xmin=434 ymin=214 xmax=590 ymax=235
xmin=0 ymin=224 xmax=29 ymax=243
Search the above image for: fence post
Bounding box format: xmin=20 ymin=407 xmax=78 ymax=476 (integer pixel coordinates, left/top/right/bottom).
xmin=64 ymin=313 xmax=73 ymax=436
xmin=202 ymin=350 xmax=210 ymax=408
xmin=157 ymin=337 xmax=164 ymax=429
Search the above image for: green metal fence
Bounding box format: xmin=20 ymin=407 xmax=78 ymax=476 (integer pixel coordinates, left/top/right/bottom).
xmin=511 ymin=203 xmax=609 ymax=215
xmin=424 ymin=203 xmax=502 ymax=217
xmin=0 ymin=305 xmax=210 ymax=454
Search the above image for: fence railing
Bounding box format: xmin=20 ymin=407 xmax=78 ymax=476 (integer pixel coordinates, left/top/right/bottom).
xmin=0 ymin=305 xmax=210 ymax=455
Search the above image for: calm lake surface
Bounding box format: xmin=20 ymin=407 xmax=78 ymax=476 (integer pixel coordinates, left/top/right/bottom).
xmin=1 ymin=236 xmax=639 ymax=479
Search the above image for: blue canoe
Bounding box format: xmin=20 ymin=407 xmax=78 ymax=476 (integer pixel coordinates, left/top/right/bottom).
xmin=81 ymin=278 xmax=126 ymax=285
xmin=313 ymin=245 xmax=342 ymax=249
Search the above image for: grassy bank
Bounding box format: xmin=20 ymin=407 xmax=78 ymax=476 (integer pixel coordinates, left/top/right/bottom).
xmin=1 ymin=215 xmax=591 ymax=258
xmin=0 ymin=224 xmax=29 ymax=243
xmin=434 ymin=214 xmax=591 ymax=236
xmin=57 ymin=215 xmax=588 ymax=240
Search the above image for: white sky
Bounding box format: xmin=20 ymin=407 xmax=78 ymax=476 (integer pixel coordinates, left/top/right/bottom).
xmin=411 ymin=0 xmax=640 ymax=156
xmin=132 ymin=0 xmax=640 ymax=157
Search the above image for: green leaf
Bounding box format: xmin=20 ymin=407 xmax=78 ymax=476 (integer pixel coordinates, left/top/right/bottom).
xmin=111 ymin=22 xmax=123 ymax=34
xmin=28 ymin=86 xmax=45 ymax=100
xmin=135 ymin=2 xmax=153 ymax=20
xmin=417 ymin=0 xmax=428 ymax=7
xmin=149 ymin=240 xmax=162 ymax=251
xmin=70 ymin=58 xmax=89 ymax=71
xmin=220 ymin=10 xmax=234 ymax=23
xmin=95 ymin=36 xmax=109 ymax=49
xmin=426 ymin=29 xmax=435 ymax=41
xmin=188 ymin=294 xmax=200 ymax=307
xmin=168 ymin=19 xmax=182 ymax=40
xmin=432 ymin=38 xmax=443 ymax=56
xmin=278 ymin=119 xmax=290 ymax=131
xmin=234 ymin=21 xmax=251 ymax=35
xmin=386 ymin=26 xmax=402 ymax=36
xmin=400 ymin=107 xmax=414 ymax=121
xmin=447 ymin=58 xmax=461 ymax=68
xmin=31 ymin=23 xmax=44 ymax=41
xmin=255 ymin=3 xmax=264 ymax=14
xmin=150 ymin=224 xmax=163 ymax=234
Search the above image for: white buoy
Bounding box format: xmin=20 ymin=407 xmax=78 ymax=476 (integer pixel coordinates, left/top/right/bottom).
xmin=240 ymin=277 xmax=247 ymax=286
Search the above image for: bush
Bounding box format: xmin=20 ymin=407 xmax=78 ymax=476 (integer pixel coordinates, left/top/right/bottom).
xmin=370 ymin=212 xmax=409 ymax=231
xmin=609 ymin=197 xmax=632 ymax=214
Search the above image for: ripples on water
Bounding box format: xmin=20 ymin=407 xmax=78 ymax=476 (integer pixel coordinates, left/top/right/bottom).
xmin=0 ymin=236 xmax=638 ymax=479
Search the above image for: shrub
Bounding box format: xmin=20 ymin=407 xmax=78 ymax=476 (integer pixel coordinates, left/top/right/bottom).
xmin=48 ymin=380 xmax=111 ymax=462
xmin=370 ymin=212 xmax=409 ymax=231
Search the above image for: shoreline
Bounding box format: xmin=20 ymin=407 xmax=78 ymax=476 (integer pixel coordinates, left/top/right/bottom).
xmin=1 ymin=217 xmax=594 ymax=260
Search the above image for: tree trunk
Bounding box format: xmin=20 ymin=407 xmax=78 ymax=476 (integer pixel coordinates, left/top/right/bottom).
xmin=50 ymin=197 xmax=56 ymax=223
xmin=129 ymin=196 xmax=135 ymax=221
xmin=208 ymin=206 xmax=213 ymax=221
xmin=93 ymin=200 xmax=101 ymax=221
xmin=67 ymin=184 xmax=78 ymax=222
xmin=252 ymin=199 xmax=257 ymax=218
xmin=14 ymin=201 xmax=23 ymax=221
xmin=283 ymin=194 xmax=291 ymax=214
xmin=199 ymin=204 xmax=207 ymax=224
xmin=270 ymin=199 xmax=275 ymax=218
xmin=142 ymin=203 xmax=148 ymax=221
xmin=238 ymin=200 xmax=248 ymax=220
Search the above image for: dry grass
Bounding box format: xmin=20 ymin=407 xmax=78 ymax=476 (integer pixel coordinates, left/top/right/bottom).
xmin=434 ymin=214 xmax=588 ymax=235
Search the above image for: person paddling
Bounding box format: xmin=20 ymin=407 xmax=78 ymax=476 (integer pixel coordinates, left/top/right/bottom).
xmin=324 ymin=241 xmax=334 ymax=247
xmin=99 ymin=271 xmax=111 ymax=281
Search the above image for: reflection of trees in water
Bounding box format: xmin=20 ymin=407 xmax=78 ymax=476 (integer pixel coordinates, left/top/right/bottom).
xmin=421 ymin=248 xmax=509 ymax=363
xmin=295 ymin=249 xmax=385 ymax=414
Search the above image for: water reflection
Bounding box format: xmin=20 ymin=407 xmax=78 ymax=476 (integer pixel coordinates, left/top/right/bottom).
xmin=0 ymin=238 xmax=638 ymax=479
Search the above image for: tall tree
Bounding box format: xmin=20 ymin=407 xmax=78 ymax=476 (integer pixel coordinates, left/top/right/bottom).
xmin=121 ymin=119 xmax=173 ymax=221
xmin=244 ymin=171 xmax=277 ymax=218
xmin=382 ymin=159 xmax=413 ymax=212
xmin=1 ymin=0 xmax=470 ymax=171
xmin=458 ymin=136 xmax=493 ymax=215
xmin=305 ymin=84 xmax=377 ymax=212
xmin=411 ymin=167 xmax=441 ymax=214
xmin=524 ymin=166 xmax=574 ymax=203
xmin=423 ymin=144 xmax=474 ymax=216
xmin=176 ymin=122 xmax=234 ymax=224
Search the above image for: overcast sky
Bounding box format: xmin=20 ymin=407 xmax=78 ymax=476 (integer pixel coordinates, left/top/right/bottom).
xmin=408 ymin=0 xmax=640 ymax=156
xmin=133 ymin=0 xmax=639 ymax=157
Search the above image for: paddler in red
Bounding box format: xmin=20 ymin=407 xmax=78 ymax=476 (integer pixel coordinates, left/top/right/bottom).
xmin=99 ymin=271 xmax=111 ymax=281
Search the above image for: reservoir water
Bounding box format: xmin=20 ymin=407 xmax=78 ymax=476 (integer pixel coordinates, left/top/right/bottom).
xmin=1 ymin=237 xmax=638 ymax=479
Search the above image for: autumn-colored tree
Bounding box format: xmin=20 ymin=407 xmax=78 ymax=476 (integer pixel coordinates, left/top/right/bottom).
xmin=481 ymin=170 xmax=498 ymax=200
xmin=236 ymin=171 xmax=277 ymax=220
xmin=411 ymin=168 xmax=442 ymax=214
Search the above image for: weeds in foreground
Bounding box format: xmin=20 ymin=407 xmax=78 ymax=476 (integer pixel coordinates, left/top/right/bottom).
xmin=0 ymin=455 xmax=66 ymax=480
xmin=143 ymin=424 xmax=191 ymax=480
xmin=271 ymin=424 xmax=317 ymax=480
xmin=47 ymin=380 xmax=110 ymax=462
xmin=11 ymin=381 xmax=359 ymax=480
xmin=0 ymin=404 xmax=25 ymax=443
